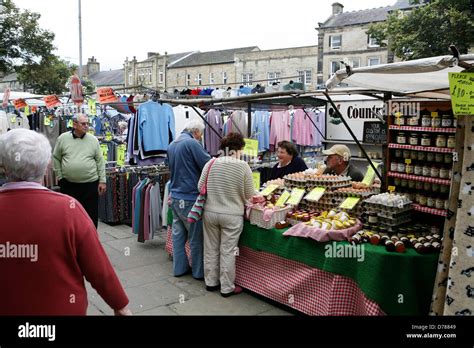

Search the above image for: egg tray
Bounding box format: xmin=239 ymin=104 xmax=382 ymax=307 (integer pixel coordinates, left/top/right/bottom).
xmin=333 ymin=189 xmax=381 ymax=198
xmin=362 ymin=201 xmax=412 ymax=213
xmin=363 ymin=214 xmax=412 ymax=227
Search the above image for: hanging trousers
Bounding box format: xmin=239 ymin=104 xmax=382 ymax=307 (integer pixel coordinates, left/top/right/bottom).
xmin=60 ymin=179 xmax=99 ymax=228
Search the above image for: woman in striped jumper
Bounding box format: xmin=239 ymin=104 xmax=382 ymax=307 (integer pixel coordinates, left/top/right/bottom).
xmin=198 ymin=133 xmax=257 ymax=297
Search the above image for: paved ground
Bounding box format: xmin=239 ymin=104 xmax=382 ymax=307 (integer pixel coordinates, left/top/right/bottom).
xmin=86 ymin=222 xmax=293 ymax=316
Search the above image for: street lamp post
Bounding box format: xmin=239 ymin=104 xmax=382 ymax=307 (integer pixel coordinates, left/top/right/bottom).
xmin=78 ymin=0 xmax=83 ymax=78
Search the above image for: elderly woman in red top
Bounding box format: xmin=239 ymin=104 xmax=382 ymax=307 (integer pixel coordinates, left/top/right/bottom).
xmin=0 ymin=129 xmax=131 ymax=315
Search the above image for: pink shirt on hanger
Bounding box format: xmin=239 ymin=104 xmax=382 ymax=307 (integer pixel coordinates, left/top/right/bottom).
xmin=292 ymin=109 xmax=314 ymax=146
xmin=269 ymin=111 xmax=291 ymax=148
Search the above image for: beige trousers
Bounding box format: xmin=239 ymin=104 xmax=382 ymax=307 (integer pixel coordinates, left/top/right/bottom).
xmin=203 ymin=211 xmax=244 ymax=294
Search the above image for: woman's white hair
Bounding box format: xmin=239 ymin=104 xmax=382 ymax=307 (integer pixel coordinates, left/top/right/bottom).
xmin=0 ymin=129 xmax=52 ymax=182
xmin=183 ymin=119 xmax=205 ymax=133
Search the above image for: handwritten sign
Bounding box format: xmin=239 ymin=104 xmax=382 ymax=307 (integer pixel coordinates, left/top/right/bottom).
xmin=252 ymin=172 xmax=261 ymax=190
xmin=449 ymin=72 xmax=474 ymax=116
xmin=276 ymin=191 xmax=291 ymax=207
xmin=304 ymin=187 xmax=326 ymax=202
xmin=96 ymin=87 xmax=117 ymax=104
xmin=100 ymin=144 xmax=108 ymax=162
xmin=287 ymin=188 xmax=306 ymax=206
xmin=117 ymin=144 xmax=126 ymax=167
xmin=13 ymin=99 xmax=27 ymax=110
xmin=363 ymin=121 xmax=387 ymax=144
xmin=43 ymin=95 xmax=62 ymax=109
xmin=243 ymin=138 xmax=259 ymax=157
xmin=362 ymin=162 xmax=380 ymax=187
xmin=260 ymin=184 xmax=279 ymax=196
xmin=339 ymin=197 xmax=360 ymax=210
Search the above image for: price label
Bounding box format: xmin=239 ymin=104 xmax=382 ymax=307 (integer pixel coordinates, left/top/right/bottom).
xmin=260 ymin=184 xmax=279 ymax=196
xmin=24 ymin=105 xmax=30 ymax=116
xmin=431 ymin=112 xmax=439 ymax=118
xmin=287 ymin=188 xmax=306 ymax=206
xmin=243 ymin=138 xmax=259 ymax=157
xmin=105 ymin=132 xmax=113 ymax=141
xmin=88 ymin=99 xmax=97 ymax=115
xmin=388 ymin=186 xmax=396 ymax=193
xmin=276 ymin=191 xmax=291 ymax=207
xmin=304 ymin=187 xmax=326 ymax=202
xmin=252 ymin=172 xmax=261 ymax=191
xmin=362 ymin=162 xmax=380 ymax=187
xmin=100 ymin=144 xmax=108 ymax=161
xmin=10 ymin=116 xmax=16 ymax=123
xmin=395 ymin=112 xmax=402 ymax=125
xmin=339 ymin=197 xmax=361 ymax=210
xmin=117 ymin=144 xmax=126 ymax=167
xmin=43 ymin=117 xmax=51 ymax=126
xmin=67 ymin=119 xmax=73 ymax=128
xmin=405 ymin=159 xmax=411 ymax=165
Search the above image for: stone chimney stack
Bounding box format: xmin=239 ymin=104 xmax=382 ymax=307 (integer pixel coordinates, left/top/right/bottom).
xmin=86 ymin=56 xmax=100 ymax=76
xmin=332 ymin=2 xmax=344 ymax=15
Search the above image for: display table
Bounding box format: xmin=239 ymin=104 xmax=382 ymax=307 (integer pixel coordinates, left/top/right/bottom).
xmin=238 ymin=222 xmax=438 ymax=316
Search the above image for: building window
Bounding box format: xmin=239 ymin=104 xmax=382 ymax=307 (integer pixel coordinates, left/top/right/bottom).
xmin=330 ymin=61 xmax=342 ymax=78
xmin=329 ymin=35 xmax=342 ymax=49
xmin=159 ymin=71 xmax=164 ymax=84
xmin=368 ymin=57 xmax=381 ymax=66
xmin=197 ymin=73 xmax=202 ymax=86
xmin=186 ymin=74 xmax=191 ymax=86
xmin=222 ymin=71 xmax=228 ymax=85
xmin=209 ymin=73 xmax=215 ymax=85
xmin=348 ymin=58 xmax=360 ymax=68
xmin=298 ymin=70 xmax=312 ymax=85
xmin=242 ymin=73 xmax=253 ymax=86
xmin=128 ymin=71 xmax=133 ymax=85
xmin=267 ymin=72 xmax=280 ymax=85
xmin=176 ymin=73 xmax=179 ymax=84
xmin=368 ymin=35 xmax=380 ymax=47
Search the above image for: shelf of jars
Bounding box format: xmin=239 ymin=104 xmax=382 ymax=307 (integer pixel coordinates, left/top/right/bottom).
xmin=387 ymin=172 xmax=451 ymax=186
xmin=412 ymin=204 xmax=447 ymax=217
xmin=388 ymin=143 xmax=455 ymax=154
xmin=389 ymin=125 xmax=457 ymax=133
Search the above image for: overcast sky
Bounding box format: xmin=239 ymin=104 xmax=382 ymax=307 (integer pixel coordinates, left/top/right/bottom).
xmin=15 ymin=0 xmax=394 ymax=71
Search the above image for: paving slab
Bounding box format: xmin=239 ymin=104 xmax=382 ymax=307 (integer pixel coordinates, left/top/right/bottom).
xmin=137 ymin=305 xmax=178 ymax=316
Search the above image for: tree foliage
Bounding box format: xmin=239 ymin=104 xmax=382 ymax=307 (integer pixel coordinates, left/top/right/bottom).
xmin=367 ymin=0 xmax=474 ymax=60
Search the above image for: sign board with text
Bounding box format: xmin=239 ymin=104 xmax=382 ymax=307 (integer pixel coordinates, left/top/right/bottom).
xmin=449 ymin=72 xmax=474 ymax=116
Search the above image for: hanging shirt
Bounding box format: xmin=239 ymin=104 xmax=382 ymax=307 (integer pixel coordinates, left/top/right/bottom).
xmin=251 ymin=111 xmax=270 ymax=152
xmin=138 ymin=101 xmax=176 ymax=152
xmin=292 ymin=109 xmax=314 ymax=146
xmin=238 ymin=87 xmax=252 ymax=96
xmin=6 ymin=112 xmax=29 ymax=130
xmin=204 ymin=109 xmax=223 ymax=156
xmin=228 ymin=110 xmax=248 ymax=137
xmin=0 ymin=111 xmax=9 ymax=135
xmin=269 ymin=111 xmax=291 ymax=148
xmin=310 ymin=110 xmax=325 ymax=147
xmin=211 ymin=89 xmax=224 ymax=99
xmin=173 ymin=105 xmax=204 ymax=136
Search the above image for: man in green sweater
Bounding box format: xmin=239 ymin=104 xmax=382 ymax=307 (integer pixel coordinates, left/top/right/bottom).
xmin=53 ymin=114 xmax=106 ymax=228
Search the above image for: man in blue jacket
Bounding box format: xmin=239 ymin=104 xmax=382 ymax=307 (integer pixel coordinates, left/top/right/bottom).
xmin=167 ymin=120 xmax=211 ymax=279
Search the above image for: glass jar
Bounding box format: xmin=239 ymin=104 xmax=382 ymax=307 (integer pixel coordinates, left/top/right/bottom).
xmin=422 ymin=165 xmax=431 ymax=177
xmin=441 ymin=115 xmax=452 ymax=128
xmin=453 ymin=117 xmax=457 ymax=128
xmin=408 ymin=180 xmax=416 ymax=189
xmin=403 ymin=150 xmax=411 ymax=159
xmin=406 ymin=163 xmax=414 ymax=174
xmin=444 ymin=154 xmax=452 ymax=164
xmin=419 ymin=194 xmax=427 ymax=206
xmin=447 ymin=136 xmax=456 ymax=148
xmin=432 ymin=183 xmax=440 ymax=193
xmin=427 ymin=152 xmax=435 ymax=162
xmin=410 ymin=151 xmax=418 ymax=160
xmin=415 ymin=193 xmax=421 ymax=204
xmin=395 ymin=149 xmax=402 ymax=158
xmin=409 ymin=133 xmax=419 ymax=146
xmin=432 ymin=116 xmax=441 ymax=128
xmin=416 ymin=181 xmax=423 ymax=190
xmin=421 ymin=134 xmax=431 ymax=147
xmin=421 ymin=115 xmax=431 ymax=127
xmin=424 ymin=182 xmax=432 ymax=191
xmin=401 ymin=179 xmax=408 ymax=188
xmin=439 ymin=168 xmax=449 ymax=179
xmin=398 ymin=163 xmax=406 ymax=172
xmin=391 ymin=162 xmax=399 ymax=172
xmin=448 ymin=169 xmax=453 ymax=179
xmin=444 ymin=200 xmax=449 ymax=210
xmin=427 ymin=196 xmax=436 ymax=208
xmin=395 ymin=115 xmax=405 ymax=126
xmin=394 ymin=177 xmax=401 ymax=186
xmin=435 ymin=153 xmax=444 ymax=163
xmin=408 ymin=116 xmax=419 ymax=126
xmin=431 ymin=166 xmax=440 ymax=178
xmin=436 ymin=198 xmax=445 ymax=209
xmin=397 ymin=132 xmax=407 ymax=144
xmin=418 ymin=151 xmax=426 ymax=162
xmin=414 ymin=164 xmax=423 ymax=176
xmin=440 ymin=185 xmax=449 ymax=194
xmin=436 ymin=135 xmax=447 ymax=148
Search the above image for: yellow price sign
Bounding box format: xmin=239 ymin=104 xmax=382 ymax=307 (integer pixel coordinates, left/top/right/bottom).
xmin=260 ymin=184 xmax=279 ymax=196
xmin=243 ymin=138 xmax=259 ymax=157
xmin=252 ymin=172 xmax=261 ymax=190
xmin=388 ymin=186 xmax=396 ymax=193
xmin=405 ymin=159 xmax=411 ymax=165
xmin=100 ymin=144 xmax=108 ymax=162
xmin=304 ymin=187 xmax=326 ymax=202
xmin=24 ymin=105 xmax=30 ymax=116
xmin=67 ymin=119 xmax=74 ymax=128
xmin=339 ymin=197 xmax=361 ymax=210
xmin=431 ymin=111 xmax=439 ymax=118
xmin=276 ymin=191 xmax=291 ymax=207
xmin=88 ymin=99 xmax=97 ymax=115
xmin=449 ymin=72 xmax=474 ymax=116
xmin=362 ymin=162 xmax=380 ymax=187
xmin=117 ymin=144 xmax=126 ymax=167
xmin=105 ymin=132 xmax=113 ymax=141
xmin=43 ymin=117 xmax=51 ymax=126
xmin=287 ymin=188 xmax=306 ymax=206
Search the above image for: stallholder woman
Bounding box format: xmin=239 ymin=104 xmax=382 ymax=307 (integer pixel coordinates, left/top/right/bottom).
xmin=269 ymin=140 xmax=308 ymax=180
